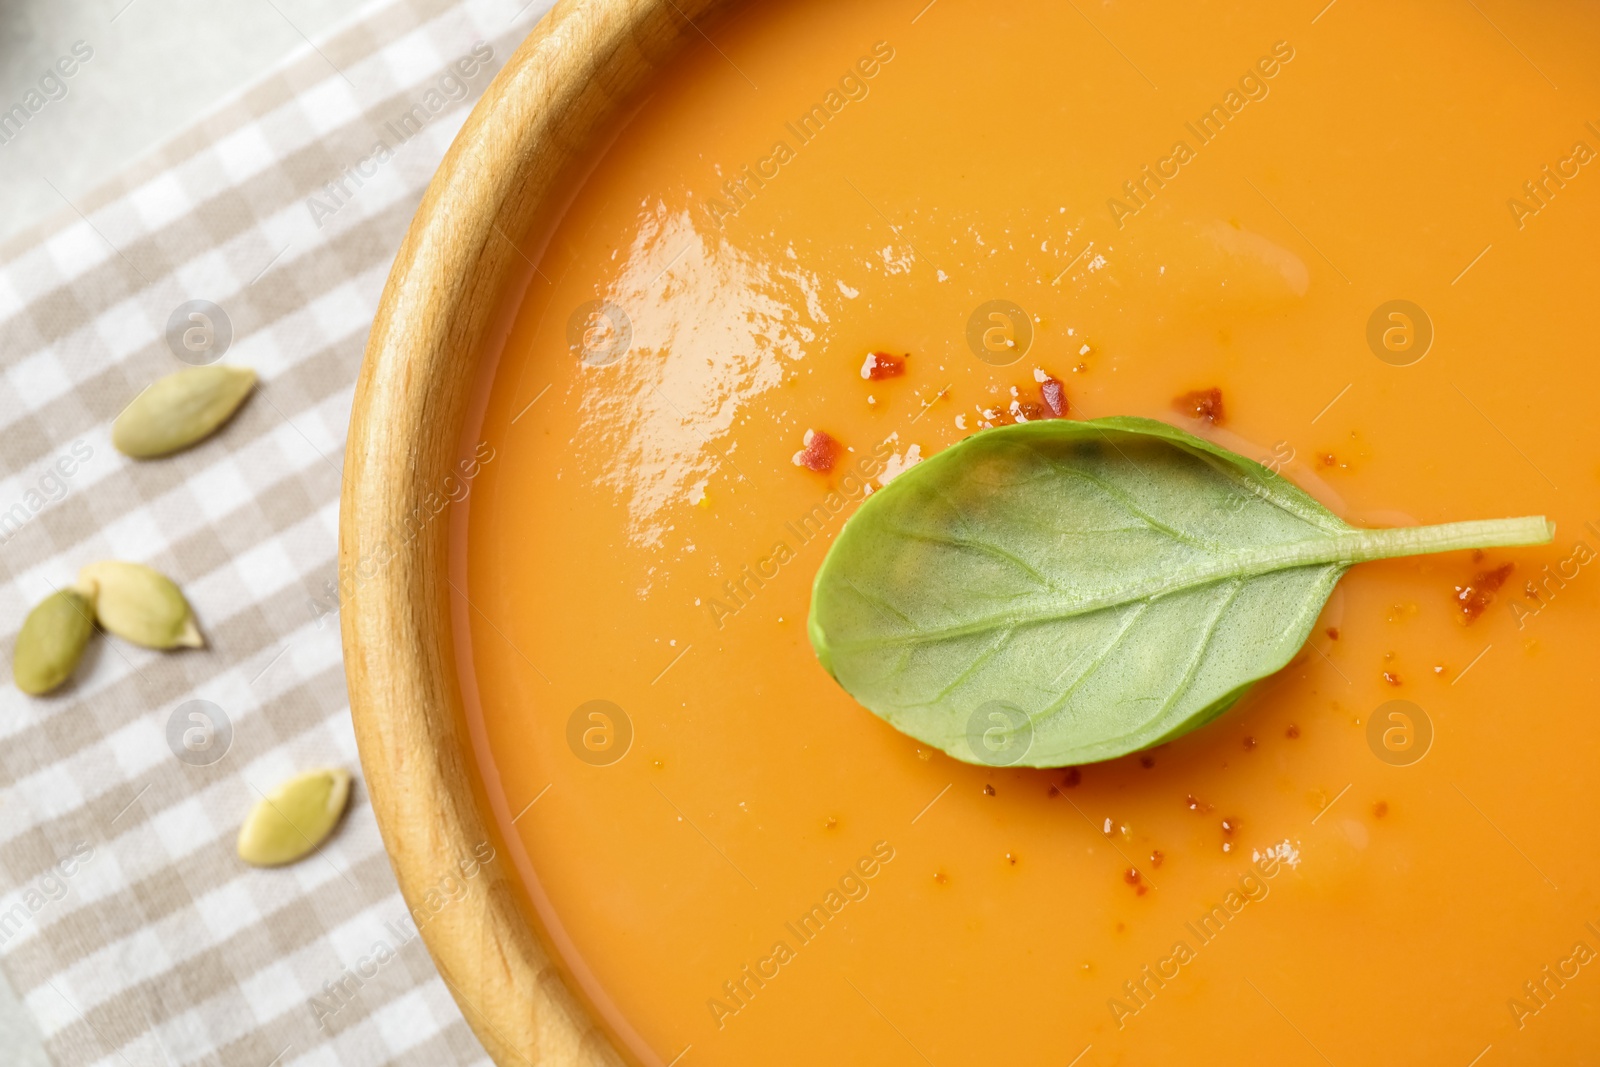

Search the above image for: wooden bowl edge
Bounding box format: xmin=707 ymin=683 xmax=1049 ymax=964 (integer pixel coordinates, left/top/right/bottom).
xmin=338 ymin=0 xmax=737 ymax=1061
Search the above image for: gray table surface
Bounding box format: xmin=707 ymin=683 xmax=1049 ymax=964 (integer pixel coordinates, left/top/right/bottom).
xmin=0 ymin=0 xmax=369 ymax=1059
xmin=0 ymin=0 xmax=368 ymax=244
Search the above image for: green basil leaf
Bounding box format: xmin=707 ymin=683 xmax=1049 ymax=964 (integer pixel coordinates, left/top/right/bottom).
xmin=807 ymin=416 xmax=1551 ymax=767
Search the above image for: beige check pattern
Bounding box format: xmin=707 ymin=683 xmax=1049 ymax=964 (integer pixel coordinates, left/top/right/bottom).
xmin=0 ymin=1 xmax=549 ymax=1063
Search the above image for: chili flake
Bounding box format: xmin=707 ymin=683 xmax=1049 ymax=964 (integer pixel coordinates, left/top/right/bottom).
xmin=1456 ymin=562 xmax=1514 ymax=623
xmin=792 ymin=429 xmax=840 ymax=472
xmin=1173 ymin=387 xmax=1225 ymax=425
xmin=860 ymin=351 xmax=907 ymax=380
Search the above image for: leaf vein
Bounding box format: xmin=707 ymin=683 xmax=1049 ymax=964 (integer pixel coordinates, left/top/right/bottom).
xmin=1028 ymin=447 xmax=1216 ymax=549
xmin=1151 ymin=579 xmax=1243 ymax=727
xmin=1032 ymin=601 xmax=1152 ymax=720
xmin=884 ymin=526 xmax=1055 ymax=590
xmin=913 ymin=626 xmax=1016 ymax=706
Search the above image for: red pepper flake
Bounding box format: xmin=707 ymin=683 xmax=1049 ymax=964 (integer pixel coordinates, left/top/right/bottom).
xmin=1123 ymin=867 xmax=1141 ymax=885
xmin=1325 ymin=627 xmax=1339 ymax=641
xmin=1149 ymin=849 xmax=1164 ymax=867
xmin=1220 ymin=817 xmax=1240 ymax=836
xmin=1173 ymin=387 xmax=1225 ymax=425
xmin=981 ymin=394 xmax=1052 ymax=426
xmin=792 ymin=429 xmax=839 ymax=472
xmin=933 ymin=870 xmax=948 ymax=884
xmin=1383 ymin=671 xmax=1401 ymax=686
xmin=1456 ymin=562 xmax=1514 ymax=623
xmin=1061 ymin=768 xmax=1082 ymax=789
xmin=1320 ymin=452 xmax=1338 ymax=467
xmin=1139 ymin=755 xmax=1156 ymax=769
xmin=1286 ymin=724 xmax=1300 ymax=739
xmin=1137 ymin=884 xmax=1148 ymax=896
xmin=983 ymin=783 xmax=996 ymax=796
xmin=1242 ymin=736 xmax=1257 ymax=751
xmin=860 ymin=351 xmax=907 ymax=380
xmin=1006 ymin=852 xmax=1018 ymax=865
xmin=1372 ymin=801 xmax=1389 ymax=818
xmin=1040 ymin=377 xmax=1068 ymax=417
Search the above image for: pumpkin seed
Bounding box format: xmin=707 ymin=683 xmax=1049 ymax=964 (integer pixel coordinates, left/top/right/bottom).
xmin=78 ymin=561 xmax=202 ymax=649
xmin=12 ymin=588 xmax=97 ymax=695
xmin=237 ymin=768 xmax=353 ymax=867
xmin=112 ymin=365 xmax=256 ymax=459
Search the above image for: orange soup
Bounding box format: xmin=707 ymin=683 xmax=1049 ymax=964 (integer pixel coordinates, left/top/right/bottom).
xmin=453 ymin=2 xmax=1600 ymax=1063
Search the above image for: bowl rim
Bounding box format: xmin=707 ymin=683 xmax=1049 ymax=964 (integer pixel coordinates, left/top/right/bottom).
xmin=338 ymin=1 xmax=732 ymax=1062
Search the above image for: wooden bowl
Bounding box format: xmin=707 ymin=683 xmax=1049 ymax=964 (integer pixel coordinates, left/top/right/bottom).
xmin=340 ymin=1 xmax=736 ymax=1061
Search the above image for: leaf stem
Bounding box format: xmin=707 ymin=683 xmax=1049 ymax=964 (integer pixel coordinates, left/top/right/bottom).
xmin=1344 ymin=516 xmax=1554 ymax=563
xmin=821 ymin=515 xmax=1557 ymax=651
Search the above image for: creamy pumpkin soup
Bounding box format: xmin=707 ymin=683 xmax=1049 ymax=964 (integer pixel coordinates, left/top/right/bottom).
xmin=453 ymin=1 xmax=1600 ymax=1063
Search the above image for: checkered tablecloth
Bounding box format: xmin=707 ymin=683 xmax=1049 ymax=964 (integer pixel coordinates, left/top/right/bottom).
xmin=0 ymin=1 xmax=550 ymax=1062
